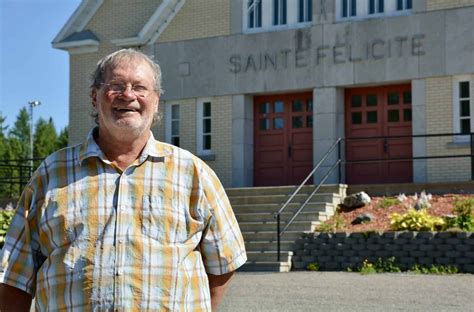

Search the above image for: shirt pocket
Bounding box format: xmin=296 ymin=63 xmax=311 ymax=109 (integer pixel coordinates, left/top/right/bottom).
xmin=141 ymin=195 xmax=188 ymax=243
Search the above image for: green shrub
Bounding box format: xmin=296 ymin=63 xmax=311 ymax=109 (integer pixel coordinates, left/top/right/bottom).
xmin=378 ymin=197 xmax=400 ymax=209
xmin=306 ymin=262 xmax=319 ymax=271
xmin=315 ymin=213 xmax=346 ymax=232
xmin=451 ymin=198 xmax=474 ymax=231
xmin=390 ymin=209 xmax=445 ymax=231
xmin=0 ymin=210 xmax=15 ymax=248
xmin=410 ymin=264 xmax=459 ymax=275
xmin=355 ymin=257 xmax=401 ymax=274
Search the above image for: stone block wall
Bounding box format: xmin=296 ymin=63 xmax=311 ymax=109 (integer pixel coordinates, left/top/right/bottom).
xmin=292 ymin=231 xmax=474 ymax=273
xmin=427 ymin=0 xmax=474 ymax=11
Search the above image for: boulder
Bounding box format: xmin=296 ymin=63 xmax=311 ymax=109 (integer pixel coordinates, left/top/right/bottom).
xmin=343 ymin=192 xmax=371 ymax=209
xmin=351 ymin=213 xmax=375 ymax=225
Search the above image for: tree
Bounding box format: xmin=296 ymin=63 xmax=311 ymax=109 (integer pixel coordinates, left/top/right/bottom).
xmin=8 ymin=108 xmax=30 ymax=160
xmin=34 ymin=117 xmax=58 ymax=161
xmin=56 ymin=126 xmax=69 ymax=150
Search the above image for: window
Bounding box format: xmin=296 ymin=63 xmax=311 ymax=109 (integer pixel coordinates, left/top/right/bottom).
xmin=273 ymin=0 xmax=287 ymax=25
xmin=197 ymin=99 xmax=212 ymax=154
xmin=369 ymin=0 xmax=384 ymax=14
xmin=244 ymin=0 xmax=312 ymax=32
xmin=298 ymin=0 xmax=312 ymax=23
xmin=248 ymin=0 xmax=262 ymax=29
xmin=342 ymin=0 xmax=357 ymax=18
xmin=397 ymin=0 xmax=412 ymax=11
xmin=337 ymin=0 xmax=412 ymax=21
xmin=165 ymin=103 xmax=180 ymax=147
xmin=171 ymin=105 xmax=180 ymax=147
xmin=453 ymin=77 xmax=473 ymax=141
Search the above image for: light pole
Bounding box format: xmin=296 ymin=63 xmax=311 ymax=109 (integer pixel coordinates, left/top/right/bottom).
xmin=28 ymin=100 xmax=41 ymax=172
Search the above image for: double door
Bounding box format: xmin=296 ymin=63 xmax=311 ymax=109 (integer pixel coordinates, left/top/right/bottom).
xmin=345 ymin=85 xmax=413 ymax=184
xmin=254 ymin=93 xmax=313 ymax=186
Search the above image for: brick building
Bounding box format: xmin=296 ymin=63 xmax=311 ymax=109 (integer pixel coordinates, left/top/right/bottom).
xmin=53 ymin=0 xmax=474 ymax=188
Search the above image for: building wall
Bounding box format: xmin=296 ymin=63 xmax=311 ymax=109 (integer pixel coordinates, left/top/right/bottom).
xmin=157 ymin=0 xmax=230 ymax=43
xmin=425 ymin=76 xmax=471 ymax=182
xmin=427 ymin=0 xmax=474 ymax=10
xmin=159 ymin=96 xmax=233 ymax=187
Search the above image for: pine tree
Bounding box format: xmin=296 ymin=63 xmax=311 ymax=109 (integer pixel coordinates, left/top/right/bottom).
xmin=56 ymin=126 xmax=69 ymax=150
xmin=34 ymin=117 xmax=58 ymax=162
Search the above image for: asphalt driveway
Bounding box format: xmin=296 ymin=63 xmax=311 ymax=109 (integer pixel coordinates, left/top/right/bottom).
xmin=219 ymin=271 xmax=474 ymax=312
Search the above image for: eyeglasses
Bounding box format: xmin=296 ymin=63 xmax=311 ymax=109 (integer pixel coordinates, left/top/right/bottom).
xmin=101 ymin=82 xmax=154 ymax=98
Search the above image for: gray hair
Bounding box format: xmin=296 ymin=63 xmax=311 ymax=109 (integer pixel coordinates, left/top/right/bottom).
xmin=90 ymin=48 xmax=163 ymax=124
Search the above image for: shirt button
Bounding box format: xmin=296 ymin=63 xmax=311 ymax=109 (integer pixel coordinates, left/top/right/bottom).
xmin=117 ymin=269 xmax=123 ymax=276
xmin=118 ymin=239 xmax=124 ymax=244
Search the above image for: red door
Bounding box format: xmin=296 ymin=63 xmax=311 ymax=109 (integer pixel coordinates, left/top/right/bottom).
xmin=345 ymin=85 xmax=413 ymax=184
xmin=254 ymin=93 xmax=313 ymax=186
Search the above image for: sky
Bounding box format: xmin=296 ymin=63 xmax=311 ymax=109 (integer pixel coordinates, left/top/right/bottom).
xmin=0 ymin=0 xmax=82 ymax=133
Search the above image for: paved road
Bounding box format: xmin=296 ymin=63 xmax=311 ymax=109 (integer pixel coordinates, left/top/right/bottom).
xmin=219 ymin=272 xmax=474 ymax=312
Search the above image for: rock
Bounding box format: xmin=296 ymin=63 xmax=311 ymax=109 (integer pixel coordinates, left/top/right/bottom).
xmin=351 ymin=213 xmax=375 ymax=225
xmin=343 ymin=192 xmax=371 ymax=209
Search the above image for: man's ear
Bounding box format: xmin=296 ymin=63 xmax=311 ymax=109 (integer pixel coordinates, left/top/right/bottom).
xmin=91 ymin=89 xmax=97 ymax=107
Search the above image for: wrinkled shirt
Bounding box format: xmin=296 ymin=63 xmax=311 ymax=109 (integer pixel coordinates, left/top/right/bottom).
xmin=0 ymin=130 xmax=247 ymax=311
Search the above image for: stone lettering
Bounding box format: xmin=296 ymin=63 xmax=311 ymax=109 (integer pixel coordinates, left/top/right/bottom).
xmin=371 ymin=39 xmax=385 ymax=59
xmin=412 ymin=34 xmax=426 ymax=56
xmin=227 ymin=33 xmax=426 ymax=73
xmin=333 ymin=44 xmax=345 ymax=64
xmin=245 ymin=55 xmax=257 ymax=72
xmin=229 ymin=55 xmax=241 ymax=73
xmin=295 ymin=50 xmax=308 ymax=68
xmin=394 ymin=36 xmax=408 ymax=57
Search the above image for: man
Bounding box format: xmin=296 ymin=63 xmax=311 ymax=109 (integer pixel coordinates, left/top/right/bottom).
xmin=0 ymin=49 xmax=247 ymax=311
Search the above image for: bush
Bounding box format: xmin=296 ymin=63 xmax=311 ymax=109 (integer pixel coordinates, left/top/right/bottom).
xmin=378 ymin=197 xmax=400 ymax=209
xmin=452 ymin=198 xmax=474 ymax=231
xmin=315 ymin=213 xmax=346 ymax=232
xmin=390 ymin=209 xmax=445 ymax=231
xmin=306 ymin=262 xmax=319 ymax=271
xmin=0 ymin=209 xmax=15 ymax=248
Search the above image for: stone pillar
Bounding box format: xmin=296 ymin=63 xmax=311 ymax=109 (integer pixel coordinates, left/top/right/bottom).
xmin=313 ymin=87 xmax=345 ymax=185
xmin=412 ymin=79 xmax=427 ymax=183
xmin=232 ymin=95 xmax=254 ymax=187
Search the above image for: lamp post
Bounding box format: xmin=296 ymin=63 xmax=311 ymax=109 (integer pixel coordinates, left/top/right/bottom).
xmin=28 ymin=100 xmax=41 ymax=172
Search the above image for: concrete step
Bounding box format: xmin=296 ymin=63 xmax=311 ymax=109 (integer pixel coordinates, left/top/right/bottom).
xmin=235 ymin=209 xmax=331 ymax=223
xmin=238 ymin=261 xmax=291 ymax=272
xmin=241 ymin=230 xmax=305 ymax=241
xmin=238 ymin=220 xmax=321 ymax=232
xmin=232 ymin=202 xmax=335 ymax=214
xmin=229 ymin=193 xmax=341 ymax=206
xmin=245 ymin=241 xmax=296 ymax=252
xmin=246 ymin=251 xmax=293 ymax=262
xmin=226 ymin=184 xmax=347 ymax=197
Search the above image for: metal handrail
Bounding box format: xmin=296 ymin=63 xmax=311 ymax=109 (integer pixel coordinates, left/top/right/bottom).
xmin=274 ymin=138 xmax=343 ymax=261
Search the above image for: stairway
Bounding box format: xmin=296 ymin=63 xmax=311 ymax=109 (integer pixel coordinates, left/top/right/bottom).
xmin=227 ymin=184 xmax=347 ymax=272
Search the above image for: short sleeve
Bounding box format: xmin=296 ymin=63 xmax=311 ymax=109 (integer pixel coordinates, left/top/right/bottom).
xmin=0 ymin=181 xmax=43 ymax=296
xmin=196 ymin=163 xmax=247 ymax=275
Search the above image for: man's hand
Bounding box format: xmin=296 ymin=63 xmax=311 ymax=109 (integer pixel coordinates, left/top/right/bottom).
xmin=0 ymin=284 xmax=32 ymax=312
xmin=207 ymin=271 xmax=235 ymax=311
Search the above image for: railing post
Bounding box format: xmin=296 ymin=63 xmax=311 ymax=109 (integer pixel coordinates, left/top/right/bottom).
xmin=277 ymin=214 xmax=281 ymax=262
xmin=338 ymin=139 xmax=342 ymax=183
xmin=471 ymin=133 xmax=474 ymax=180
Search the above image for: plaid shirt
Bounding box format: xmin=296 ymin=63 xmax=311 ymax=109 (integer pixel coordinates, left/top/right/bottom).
xmin=0 ymin=130 xmax=247 ymax=311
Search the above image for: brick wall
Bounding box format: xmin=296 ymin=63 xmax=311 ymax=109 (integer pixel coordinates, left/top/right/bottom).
xmin=158 ymin=96 xmax=233 ymax=187
xmin=292 ymin=231 xmax=474 ymax=272
xmin=427 ymin=0 xmax=474 ymax=10
xmin=157 ymin=0 xmax=230 ymax=43
xmin=424 ymin=76 xmax=471 ymax=182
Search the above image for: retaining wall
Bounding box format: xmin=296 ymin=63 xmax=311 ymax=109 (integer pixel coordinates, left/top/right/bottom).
xmin=292 ymin=232 xmax=474 ymax=273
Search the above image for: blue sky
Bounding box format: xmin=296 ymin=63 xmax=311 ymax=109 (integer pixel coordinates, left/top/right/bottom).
xmin=0 ymin=0 xmax=81 ymax=133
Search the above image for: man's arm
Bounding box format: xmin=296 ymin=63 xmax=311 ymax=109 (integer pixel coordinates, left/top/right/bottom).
xmin=0 ymin=284 xmax=32 ymax=311
xmin=207 ymin=271 xmax=235 ymax=311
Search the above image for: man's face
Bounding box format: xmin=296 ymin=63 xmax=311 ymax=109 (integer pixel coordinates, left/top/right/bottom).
xmin=92 ymin=58 xmax=159 ymax=140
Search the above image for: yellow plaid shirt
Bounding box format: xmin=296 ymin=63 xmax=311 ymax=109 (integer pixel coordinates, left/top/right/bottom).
xmin=0 ymin=130 xmax=247 ymax=311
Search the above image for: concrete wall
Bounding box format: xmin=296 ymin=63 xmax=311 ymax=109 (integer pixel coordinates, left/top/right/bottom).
xmin=155 ymin=7 xmax=474 ymax=101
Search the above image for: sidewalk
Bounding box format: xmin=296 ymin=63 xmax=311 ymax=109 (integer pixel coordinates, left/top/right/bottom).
xmin=219 ymin=272 xmax=474 ymax=312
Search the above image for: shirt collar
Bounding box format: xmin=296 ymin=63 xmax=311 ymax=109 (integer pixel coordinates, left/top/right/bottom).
xmin=79 ymin=128 xmax=169 ymax=166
